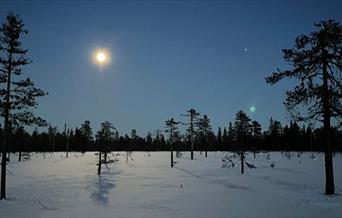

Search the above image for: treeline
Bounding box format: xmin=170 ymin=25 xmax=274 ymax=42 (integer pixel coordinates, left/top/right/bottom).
xmin=1 ymin=110 xmax=342 ymax=152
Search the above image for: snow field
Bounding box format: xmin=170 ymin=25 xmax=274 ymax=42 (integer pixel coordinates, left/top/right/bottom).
xmin=0 ymin=151 xmax=341 ymax=217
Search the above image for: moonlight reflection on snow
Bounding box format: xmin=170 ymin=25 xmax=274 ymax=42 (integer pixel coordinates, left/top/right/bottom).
xmin=0 ymin=152 xmax=341 ymax=217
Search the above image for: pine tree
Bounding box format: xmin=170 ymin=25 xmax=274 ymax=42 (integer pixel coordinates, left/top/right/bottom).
xmin=0 ymin=13 xmax=47 ymax=200
xmin=251 ymin=120 xmax=262 ymax=150
xmin=197 ymin=114 xmax=212 ymax=157
xmin=182 ymin=108 xmax=200 ymax=159
xmin=217 ymin=127 xmax=222 ymax=148
xmin=165 ymin=118 xmax=180 ymax=168
xmin=233 ymin=110 xmax=251 ymax=174
xmin=13 ymin=126 xmax=28 ymax=161
xmin=131 ymin=129 xmax=138 ymax=144
xmin=146 ymin=131 xmax=153 ymax=149
xmin=227 ymin=122 xmax=235 ymax=146
xmin=222 ymin=127 xmax=228 ymax=148
xmin=80 ymin=120 xmax=93 ymax=148
xmin=96 ymin=121 xmax=115 ymax=174
xmin=266 ymin=20 xmax=342 ymax=194
xmin=251 ymin=121 xmax=262 ymax=139
xmin=113 ymin=130 xmax=119 ymax=141
xmin=48 ymin=125 xmax=57 ymax=151
xmin=153 ymin=129 xmax=164 ymax=150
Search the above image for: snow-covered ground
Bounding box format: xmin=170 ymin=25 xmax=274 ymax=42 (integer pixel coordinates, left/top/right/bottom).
xmin=0 ymin=151 xmax=341 ymax=217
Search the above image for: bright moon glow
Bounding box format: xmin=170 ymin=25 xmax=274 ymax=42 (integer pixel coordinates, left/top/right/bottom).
xmin=96 ymin=52 xmax=106 ymax=62
xmin=92 ymin=49 xmax=111 ymax=66
xmin=249 ymin=106 xmax=256 ymax=113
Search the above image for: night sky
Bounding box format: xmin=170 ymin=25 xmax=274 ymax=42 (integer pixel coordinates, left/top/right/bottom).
xmin=1 ymin=0 xmax=342 ymax=135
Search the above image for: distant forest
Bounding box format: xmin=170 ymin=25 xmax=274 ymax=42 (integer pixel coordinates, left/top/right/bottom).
xmin=2 ymin=115 xmax=342 ymax=152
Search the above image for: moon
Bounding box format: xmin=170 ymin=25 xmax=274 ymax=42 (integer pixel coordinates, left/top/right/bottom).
xmin=96 ymin=52 xmax=106 ymax=63
xmin=92 ymin=49 xmax=111 ymax=66
xmin=249 ymin=106 xmax=256 ymax=113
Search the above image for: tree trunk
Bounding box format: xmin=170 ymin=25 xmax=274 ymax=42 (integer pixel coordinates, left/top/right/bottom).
xmin=322 ymin=50 xmax=334 ymax=195
xmin=240 ymin=150 xmax=244 ymax=174
xmin=97 ymin=151 xmax=102 ymax=175
xmin=52 ymin=135 xmax=55 ymax=152
xmin=65 ymin=124 xmax=68 ymax=158
xmin=191 ymin=141 xmax=194 ymax=160
xmin=240 ymin=135 xmax=244 ymax=174
xmin=18 ymin=152 xmax=22 ymax=162
xmin=1 ymin=52 xmax=12 ymax=200
xmin=171 ymin=147 xmax=174 ymax=168
xmin=170 ymin=126 xmax=174 ymax=168
xmin=324 ymin=134 xmax=334 ymax=194
xmin=205 ymin=134 xmax=208 ymax=158
xmin=190 ymin=115 xmax=194 ymax=160
xmin=0 ymin=151 xmax=6 ymax=200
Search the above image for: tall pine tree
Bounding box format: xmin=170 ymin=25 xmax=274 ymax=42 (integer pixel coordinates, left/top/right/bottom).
xmin=266 ymin=20 xmax=342 ymax=194
xmin=0 ymin=13 xmax=47 ymax=200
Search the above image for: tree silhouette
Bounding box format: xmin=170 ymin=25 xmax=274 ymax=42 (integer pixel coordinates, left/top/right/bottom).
xmin=227 ymin=122 xmax=235 ymax=148
xmin=197 ymin=114 xmax=212 ymax=157
xmin=233 ymin=110 xmax=251 ymax=174
xmin=182 ymin=108 xmax=200 ymax=160
xmin=153 ymin=129 xmax=165 ymax=150
xmin=217 ymin=127 xmax=222 ymax=148
xmin=48 ymin=125 xmax=57 ymax=152
xmin=64 ymin=123 xmax=70 ymax=158
xmin=165 ymin=118 xmax=180 ymax=168
xmin=251 ymin=121 xmax=262 ymax=140
xmin=146 ymin=131 xmax=153 ymax=150
xmin=266 ymin=20 xmax=342 ymax=195
xmin=0 ymin=13 xmax=47 ymax=200
xmin=96 ymin=121 xmax=115 ymax=175
xmin=222 ymin=127 xmax=228 ymax=148
xmin=267 ymin=118 xmax=283 ymax=148
xmin=131 ymin=129 xmax=138 ymax=144
xmin=251 ymin=120 xmax=262 ymax=156
xmin=80 ymin=120 xmax=93 ymax=150
xmin=12 ymin=126 xmax=28 ymax=161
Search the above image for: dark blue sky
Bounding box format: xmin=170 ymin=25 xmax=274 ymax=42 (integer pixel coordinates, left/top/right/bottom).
xmin=1 ymin=0 xmax=342 ymax=135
